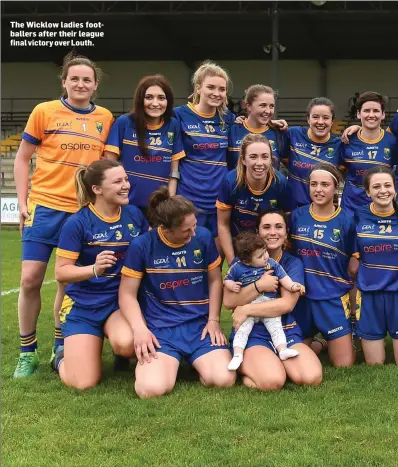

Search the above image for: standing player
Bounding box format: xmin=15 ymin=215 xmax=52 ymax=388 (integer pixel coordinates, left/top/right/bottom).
xmin=342 ymin=110 xmax=398 ymax=188
xmin=290 ymin=163 xmax=356 ymax=367
xmin=13 ymin=53 xmax=114 ymax=378
xmin=217 ymin=133 xmax=289 ymax=265
xmin=119 ymin=186 xmax=235 ymax=398
xmin=353 ymin=166 xmax=398 ymax=365
xmin=174 ymin=61 xmax=235 ymax=251
xmin=340 ymin=92 xmax=397 ymax=215
xmin=104 ymin=75 xmax=185 ymax=219
xmin=227 ymin=84 xmax=288 ymax=171
xmin=52 ymin=159 xmax=148 ymax=389
xmin=284 ymin=98 xmax=342 ymax=212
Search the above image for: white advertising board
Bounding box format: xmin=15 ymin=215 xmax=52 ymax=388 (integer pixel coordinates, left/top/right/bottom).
xmin=1 ymin=197 xmax=19 ymax=224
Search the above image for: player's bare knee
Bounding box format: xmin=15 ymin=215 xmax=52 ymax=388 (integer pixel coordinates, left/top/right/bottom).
xmin=297 ymin=368 xmax=323 ymax=386
xmin=252 ymin=374 xmax=286 ymax=392
xmin=69 ymin=376 xmax=101 ymax=391
xmin=135 ymin=380 xmax=173 ymax=399
xmin=110 ymin=334 xmax=135 ymax=358
xmin=203 ymin=369 xmax=236 ymax=388
xmin=20 ymin=271 xmax=42 ymax=293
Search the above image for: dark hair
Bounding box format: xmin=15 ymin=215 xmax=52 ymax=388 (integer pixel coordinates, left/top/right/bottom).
xmin=131 ymin=75 xmax=174 ymax=159
xmin=60 ymin=51 xmax=101 ymax=99
xmin=256 ymin=208 xmax=288 ymax=232
xmin=356 ymin=91 xmax=386 ymax=113
xmin=308 ymin=162 xmax=343 ymax=188
xmin=363 ymin=166 xmax=398 ymax=216
xmin=75 ymin=159 xmax=122 ymax=207
xmin=147 ymin=186 xmax=195 ymax=229
xmin=235 ymin=231 xmax=266 ymax=264
xmin=306 ymin=97 xmax=335 ymax=120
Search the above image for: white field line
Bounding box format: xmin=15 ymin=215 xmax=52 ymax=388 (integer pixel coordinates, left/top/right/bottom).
xmin=1 ymin=280 xmax=56 ymax=296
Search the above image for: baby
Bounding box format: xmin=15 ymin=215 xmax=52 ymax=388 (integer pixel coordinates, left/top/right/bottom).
xmin=224 ymin=231 xmax=305 ymax=371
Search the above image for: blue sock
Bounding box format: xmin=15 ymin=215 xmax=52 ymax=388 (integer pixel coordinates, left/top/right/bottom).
xmin=54 ymin=327 xmax=64 ymax=348
xmin=20 ymin=331 xmax=37 ymax=353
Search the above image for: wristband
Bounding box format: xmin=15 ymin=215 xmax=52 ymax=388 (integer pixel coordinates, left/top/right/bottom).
xmin=208 ymin=318 xmax=220 ymax=323
xmin=93 ymin=264 xmax=99 ymax=279
xmin=254 ymin=280 xmax=261 ymax=294
xmin=170 ymin=170 xmax=180 ymax=180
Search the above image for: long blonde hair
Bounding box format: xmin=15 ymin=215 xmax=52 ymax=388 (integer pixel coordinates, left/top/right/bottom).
xmin=190 ymin=60 xmax=231 ymax=117
xmin=236 ymin=133 xmax=274 ymax=188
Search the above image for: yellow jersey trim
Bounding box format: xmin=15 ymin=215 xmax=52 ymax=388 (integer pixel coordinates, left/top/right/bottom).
xmin=308 ymin=129 xmax=330 ymax=143
xmin=172 ymin=150 xmax=186 ymax=161
xmin=88 ymin=203 xmax=121 ymax=223
xmin=309 ymin=204 xmax=341 ymax=222
xmin=208 ymin=256 xmax=222 ymax=271
xmin=358 ymin=129 xmax=384 ymax=144
xmin=56 ymin=248 xmax=79 ymax=259
xmin=146 ymin=120 xmax=164 ymax=130
xmin=243 ymin=120 xmax=269 ymax=134
xmin=187 ymin=102 xmax=216 ymax=118
xmin=121 ymin=266 xmax=143 ymax=279
xmin=216 ymin=200 xmax=232 ymax=210
xmin=158 ymin=226 xmax=185 ymax=248
xmin=104 ymin=144 xmax=121 ymax=157
xmin=370 ymin=203 xmax=395 ymax=217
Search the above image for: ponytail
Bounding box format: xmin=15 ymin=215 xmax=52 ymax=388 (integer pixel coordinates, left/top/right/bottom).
xmin=74 ymin=159 xmax=122 ymax=208
xmin=75 ymin=167 xmax=93 ymax=207
xmin=148 ymin=186 xmax=195 ymax=229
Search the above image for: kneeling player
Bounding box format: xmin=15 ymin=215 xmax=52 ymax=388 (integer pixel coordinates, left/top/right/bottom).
xmin=53 ymin=160 xmax=148 ymax=389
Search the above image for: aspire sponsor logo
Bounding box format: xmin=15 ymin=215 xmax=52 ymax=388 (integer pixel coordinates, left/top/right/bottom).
xmin=159 ymin=279 xmax=190 ymax=290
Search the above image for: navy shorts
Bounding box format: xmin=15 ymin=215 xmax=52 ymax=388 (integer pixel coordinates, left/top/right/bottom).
xmin=356 ymin=290 xmax=398 ymax=340
xmin=195 ymin=212 xmax=218 ymax=237
xmin=229 ymin=319 xmax=303 ymax=353
xmin=22 ymin=201 xmax=71 ymax=262
xmin=297 ymin=294 xmax=352 ymax=341
xmin=60 ymin=294 xmax=119 ymax=339
xmin=150 ymin=316 xmax=229 ymax=365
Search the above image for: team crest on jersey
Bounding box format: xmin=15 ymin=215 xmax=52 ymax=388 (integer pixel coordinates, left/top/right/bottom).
xmin=326 ymin=148 xmax=335 ymax=159
xmin=269 ymin=140 xmax=277 ymax=152
xmin=269 ymin=200 xmax=278 ymax=208
xmin=330 ymin=228 xmax=341 ymax=242
xmin=115 ymin=230 xmax=122 ymax=240
xmin=96 ymin=121 xmax=103 ymax=134
xmin=167 ymin=132 xmax=174 ymax=145
xmin=219 ymin=120 xmax=228 ymax=133
xmin=384 ymin=148 xmax=391 ymax=160
xmin=128 ymin=224 xmax=139 ymax=238
xmin=193 ymin=249 xmax=203 ymax=264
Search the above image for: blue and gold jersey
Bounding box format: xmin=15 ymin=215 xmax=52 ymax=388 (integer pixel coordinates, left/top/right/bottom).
xmin=216 ymin=168 xmax=289 ymax=236
xmin=122 ymin=226 xmax=221 ymax=329
xmin=289 ymin=204 xmax=355 ymax=300
xmin=286 ymin=127 xmax=342 ymax=210
xmin=104 ymin=114 xmax=185 ymax=208
xmin=354 ymin=203 xmax=398 ymax=292
xmin=174 ymin=103 xmax=235 ymax=213
xmin=227 ymin=121 xmax=287 ymax=170
xmin=387 ymin=113 xmax=398 ymax=136
xmin=225 ymin=257 xmax=287 ymax=300
xmin=340 ymin=129 xmax=397 ymax=213
xmin=56 ymin=203 xmax=148 ymax=308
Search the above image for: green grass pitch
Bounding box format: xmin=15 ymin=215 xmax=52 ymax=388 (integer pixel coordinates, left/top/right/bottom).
xmin=1 ymin=230 xmax=397 ymax=467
